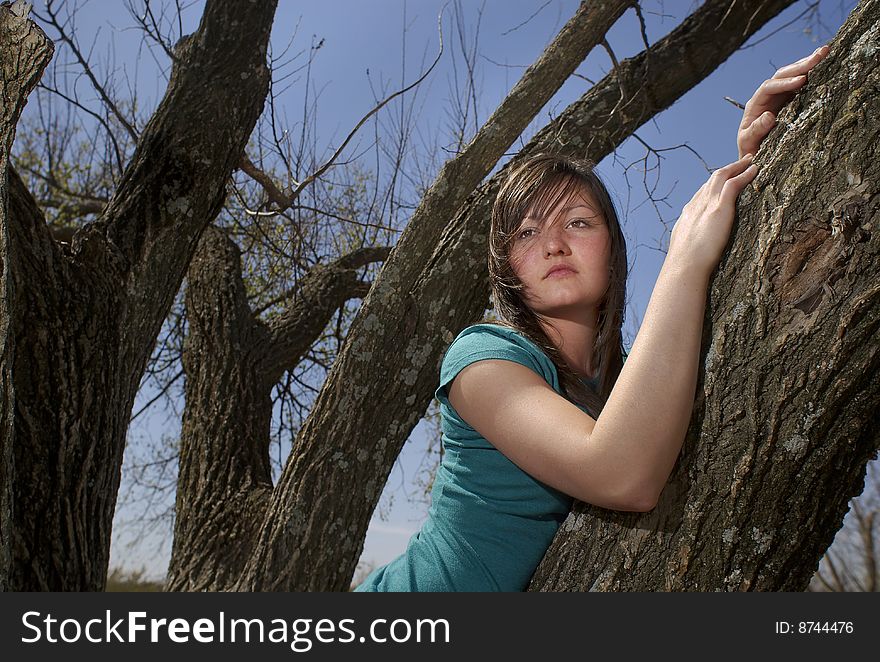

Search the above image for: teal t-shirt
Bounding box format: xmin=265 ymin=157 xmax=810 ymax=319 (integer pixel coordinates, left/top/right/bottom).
xmin=354 ymin=323 xmax=598 ymax=592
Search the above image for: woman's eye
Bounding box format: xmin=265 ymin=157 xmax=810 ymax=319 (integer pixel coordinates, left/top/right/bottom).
xmin=569 ymin=218 xmax=589 ymax=227
xmin=517 ymin=228 xmax=536 ymax=240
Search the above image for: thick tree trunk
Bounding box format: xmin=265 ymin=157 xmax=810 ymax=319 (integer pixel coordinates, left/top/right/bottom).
xmin=234 ymin=0 xmax=798 ymax=591
xmin=0 ymin=2 xmax=54 ymax=592
xmin=530 ymin=0 xmax=879 ymax=591
xmin=0 ymin=0 xmax=277 ymax=591
xmin=165 ymin=226 xmax=275 ymax=591
xmin=166 ymin=226 xmax=387 ymax=591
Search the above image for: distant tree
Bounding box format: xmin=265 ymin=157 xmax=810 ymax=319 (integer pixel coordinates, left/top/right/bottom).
xmin=811 ymin=462 xmax=879 ymax=591
xmin=105 ymin=566 xmax=164 ymax=593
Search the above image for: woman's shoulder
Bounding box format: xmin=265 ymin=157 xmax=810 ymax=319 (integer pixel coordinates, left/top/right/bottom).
xmin=438 ymin=323 xmax=557 ymax=389
xmin=435 ymin=322 xmax=560 ymax=422
xmin=446 ymin=322 xmax=547 ymax=360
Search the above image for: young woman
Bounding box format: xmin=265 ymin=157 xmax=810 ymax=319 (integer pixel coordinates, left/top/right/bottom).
xmin=355 ymin=46 xmax=829 ymax=592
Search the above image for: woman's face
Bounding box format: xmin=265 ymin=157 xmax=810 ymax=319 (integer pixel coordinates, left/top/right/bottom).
xmin=508 ymin=184 xmax=611 ymax=322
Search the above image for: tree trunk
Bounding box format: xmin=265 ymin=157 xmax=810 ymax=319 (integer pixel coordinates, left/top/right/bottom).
xmin=166 ymin=226 xmax=386 ymax=591
xmin=530 ymin=0 xmax=880 ymax=591
xmin=234 ymin=0 xmax=799 ymax=591
xmin=0 ymin=2 xmax=54 ymax=592
xmin=0 ymin=0 xmax=277 ymax=591
xmin=165 ymin=225 xmax=275 ymax=591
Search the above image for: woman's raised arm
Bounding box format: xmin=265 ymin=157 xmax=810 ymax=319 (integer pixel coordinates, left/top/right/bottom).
xmin=450 ymin=155 xmax=757 ymax=511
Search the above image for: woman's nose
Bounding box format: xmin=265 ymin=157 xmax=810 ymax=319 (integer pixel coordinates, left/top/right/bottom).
xmin=543 ymin=227 xmax=570 ymax=256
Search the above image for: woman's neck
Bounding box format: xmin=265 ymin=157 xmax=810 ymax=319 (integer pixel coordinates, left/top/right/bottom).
xmin=538 ymin=313 xmax=599 ymax=378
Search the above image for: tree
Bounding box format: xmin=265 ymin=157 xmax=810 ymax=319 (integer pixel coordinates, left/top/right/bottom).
xmin=529 ymin=0 xmax=879 ymax=590
xmin=1 ymin=0 xmax=635 ymax=592
xmin=1 ymin=0 xmax=278 ymax=591
xmin=1 ymin=0 xmax=55 ymax=593
xmin=167 ymin=0 xmax=635 ymax=591
xmin=2 ymin=0 xmax=874 ymax=593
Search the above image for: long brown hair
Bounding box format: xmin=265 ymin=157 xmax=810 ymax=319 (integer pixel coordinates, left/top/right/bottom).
xmin=486 ymin=153 xmax=627 ymax=416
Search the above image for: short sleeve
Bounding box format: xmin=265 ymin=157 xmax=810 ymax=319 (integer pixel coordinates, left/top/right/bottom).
xmin=434 ymin=324 xmax=558 ymax=409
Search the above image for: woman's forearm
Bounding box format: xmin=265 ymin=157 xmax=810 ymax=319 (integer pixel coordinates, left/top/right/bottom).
xmin=590 ymin=257 xmax=710 ymax=507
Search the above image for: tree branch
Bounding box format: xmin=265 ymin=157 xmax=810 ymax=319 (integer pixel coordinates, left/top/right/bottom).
xmin=237 ymin=0 xmax=634 ymax=592
xmin=261 ymin=247 xmax=391 ymax=386
xmin=90 ymin=0 xmax=278 ymax=370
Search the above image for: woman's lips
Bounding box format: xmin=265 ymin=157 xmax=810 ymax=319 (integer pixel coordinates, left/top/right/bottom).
xmin=545 ymin=267 xmax=577 ymax=278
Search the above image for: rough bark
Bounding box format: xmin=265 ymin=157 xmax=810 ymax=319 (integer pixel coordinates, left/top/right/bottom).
xmin=166 ymin=226 xmax=387 ymax=591
xmin=235 ymin=0 xmax=634 ymax=591
xmin=1 ymin=0 xmax=277 ymax=591
xmin=530 ymin=0 xmax=880 ymax=591
xmin=0 ymin=1 xmax=54 ymax=592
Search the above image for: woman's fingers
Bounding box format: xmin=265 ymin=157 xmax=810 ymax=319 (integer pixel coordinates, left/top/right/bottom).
xmin=750 ymin=75 xmax=807 ymax=107
xmin=738 ymin=111 xmax=776 ymax=158
xmin=720 ymin=160 xmax=759 ymax=205
xmin=738 ymin=77 xmax=802 ymax=138
xmin=709 ymin=154 xmax=755 ymax=195
xmin=737 ymin=45 xmax=829 ymax=157
xmin=671 ymin=153 xmax=758 ymax=276
xmin=773 ymin=44 xmax=830 ymax=80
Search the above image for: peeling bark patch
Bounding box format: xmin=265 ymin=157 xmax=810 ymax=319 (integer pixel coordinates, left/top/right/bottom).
xmin=664 ymin=545 xmax=691 ymax=589
xmin=782 ymin=434 xmax=808 ymax=457
xmin=561 ymin=513 xmax=584 ymax=532
xmin=401 ymin=369 xmax=418 ymax=386
xmin=285 ymin=508 xmax=305 ymax=536
xmin=751 ymin=527 xmax=773 ymax=555
xmin=803 ymin=402 xmax=825 ymax=428
xmin=852 ymin=21 xmax=879 ymax=59
xmin=166 ymin=196 xmax=193 ymax=218
xmin=828 ymin=181 xmax=872 ymax=242
xmin=725 ymin=568 xmax=743 ymax=590
xmin=770 ymin=183 xmax=874 ymax=322
xmin=331 ymin=451 xmax=348 ymax=470
xmin=362 ymin=313 xmax=381 ymax=332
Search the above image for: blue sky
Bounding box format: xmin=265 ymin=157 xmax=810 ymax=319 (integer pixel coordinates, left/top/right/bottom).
xmin=20 ymin=0 xmax=860 ymax=580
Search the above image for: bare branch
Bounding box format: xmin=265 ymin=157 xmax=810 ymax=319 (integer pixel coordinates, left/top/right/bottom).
xmin=36 ymin=81 xmax=126 ymax=173
xmin=261 ymin=246 xmax=391 ymax=381
xmin=130 ymin=369 xmax=184 ymax=424
xmin=36 ymin=2 xmax=140 ymax=141
xmin=284 ymin=7 xmax=447 ymax=203
xmin=739 ymin=1 xmax=821 ymax=50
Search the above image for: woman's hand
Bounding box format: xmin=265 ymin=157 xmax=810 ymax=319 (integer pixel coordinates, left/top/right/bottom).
xmin=668 ymin=154 xmax=758 ymax=279
xmin=737 ymin=45 xmax=830 ymax=158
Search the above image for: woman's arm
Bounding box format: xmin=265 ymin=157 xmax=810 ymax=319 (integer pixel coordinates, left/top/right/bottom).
xmin=586 ymin=259 xmax=712 ymax=509
xmin=450 ymin=49 xmax=830 ymax=511
xmin=449 ymin=157 xmax=756 ymax=511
